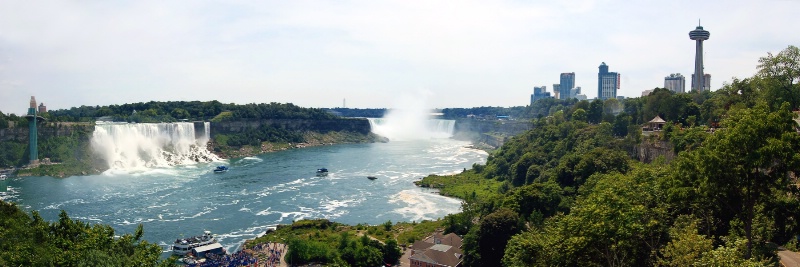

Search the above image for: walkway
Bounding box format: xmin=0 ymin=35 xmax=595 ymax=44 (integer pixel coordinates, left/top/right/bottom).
xmin=780 ymin=247 xmax=800 ymax=267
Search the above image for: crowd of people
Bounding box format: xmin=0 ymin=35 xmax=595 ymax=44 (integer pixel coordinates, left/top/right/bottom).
xmin=186 ymin=249 xmax=259 ymax=267
xmin=249 ymin=242 xmax=285 ymax=267
xmin=183 ymin=242 xmax=285 ymax=267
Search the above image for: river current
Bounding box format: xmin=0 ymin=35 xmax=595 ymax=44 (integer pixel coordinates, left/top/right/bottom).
xmin=0 ymin=138 xmax=487 ymax=255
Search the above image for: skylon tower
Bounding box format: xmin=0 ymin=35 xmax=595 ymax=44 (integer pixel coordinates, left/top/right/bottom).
xmin=689 ymin=22 xmax=710 ymax=92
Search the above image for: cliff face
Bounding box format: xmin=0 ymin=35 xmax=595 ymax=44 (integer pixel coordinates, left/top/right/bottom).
xmin=0 ymin=122 xmax=94 ymax=142
xmin=453 ymin=119 xmax=532 ymax=135
xmin=210 ymin=118 xmax=372 ymax=136
xmin=635 ymin=139 xmax=676 ymax=163
xmin=0 ymin=120 xmax=371 ymax=146
xmin=452 ymin=119 xmax=533 ymax=148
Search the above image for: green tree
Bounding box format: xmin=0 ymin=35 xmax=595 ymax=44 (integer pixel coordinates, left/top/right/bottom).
xmin=382 ymin=239 xmax=402 ymax=265
xmin=669 ymin=102 xmax=800 ymax=258
xmin=612 ymin=112 xmax=631 ymax=137
xmin=464 ymin=208 xmax=520 ymax=267
xmin=0 ymin=200 xmax=169 ymax=267
xmin=757 ymin=45 xmax=800 ymax=110
xmin=572 ymin=108 xmax=587 ymax=122
xmin=504 ymin=167 xmax=670 ymax=267
xmin=170 ymin=108 xmax=190 ymax=120
xmin=659 ymin=215 xmax=713 ymax=267
xmin=587 ymin=99 xmax=604 ymax=124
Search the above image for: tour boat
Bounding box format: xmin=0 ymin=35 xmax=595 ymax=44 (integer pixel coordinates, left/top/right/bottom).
xmin=213 ymin=166 xmax=228 ymax=173
xmin=316 ymin=168 xmax=329 ymax=176
xmin=172 ymin=231 xmax=218 ymax=256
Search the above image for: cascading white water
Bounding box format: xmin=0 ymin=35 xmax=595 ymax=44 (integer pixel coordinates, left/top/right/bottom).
xmin=366 ymin=91 xmax=456 ymax=141
xmin=367 ymin=117 xmax=456 ymax=141
xmin=92 ymin=122 xmax=220 ymax=170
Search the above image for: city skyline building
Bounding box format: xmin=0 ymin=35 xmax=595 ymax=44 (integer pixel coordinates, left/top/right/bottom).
xmin=690 ymin=23 xmax=710 ymax=92
xmin=552 ymin=84 xmax=560 ymax=99
xmin=597 ymin=62 xmax=620 ymax=100
xmin=530 ymin=86 xmax=552 ymax=105
xmin=691 ymin=73 xmax=712 ymax=91
xmin=559 ymin=73 xmax=575 ymax=100
xmin=664 ymin=73 xmax=686 ymax=93
xmin=572 ymin=86 xmax=587 ymax=100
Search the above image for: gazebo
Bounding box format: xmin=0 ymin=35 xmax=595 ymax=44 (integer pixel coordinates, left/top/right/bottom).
xmin=645 ymin=115 xmax=666 ymax=131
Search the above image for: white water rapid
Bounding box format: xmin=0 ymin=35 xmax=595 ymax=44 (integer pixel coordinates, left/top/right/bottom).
xmin=92 ymin=122 xmax=220 ymax=170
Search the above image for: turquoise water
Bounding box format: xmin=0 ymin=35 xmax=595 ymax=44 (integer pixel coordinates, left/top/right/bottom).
xmin=0 ymin=139 xmax=486 ymax=255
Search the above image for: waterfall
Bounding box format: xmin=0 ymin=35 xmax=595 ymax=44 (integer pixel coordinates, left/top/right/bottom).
xmin=367 ymin=118 xmax=456 ymax=141
xmin=92 ymin=122 xmax=220 ymax=170
xmin=431 ymin=119 xmax=456 ymax=136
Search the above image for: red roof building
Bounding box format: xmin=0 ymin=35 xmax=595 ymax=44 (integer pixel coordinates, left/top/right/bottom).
xmin=409 ymin=232 xmax=462 ymax=267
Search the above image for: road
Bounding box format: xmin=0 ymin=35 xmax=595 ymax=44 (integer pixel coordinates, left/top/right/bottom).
xmin=780 ymin=247 xmax=800 ymax=267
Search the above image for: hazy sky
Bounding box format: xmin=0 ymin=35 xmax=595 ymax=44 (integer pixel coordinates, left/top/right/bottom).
xmin=2 ymin=0 xmax=799 ymax=114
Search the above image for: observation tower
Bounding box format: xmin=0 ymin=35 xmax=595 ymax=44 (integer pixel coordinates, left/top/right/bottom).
xmin=689 ymin=23 xmax=710 ymax=92
xmin=26 ymin=96 xmax=39 ymax=164
xmin=25 ymin=96 xmax=45 ymax=165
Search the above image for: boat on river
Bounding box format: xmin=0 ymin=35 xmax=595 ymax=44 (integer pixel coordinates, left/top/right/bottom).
xmin=172 ymin=231 xmax=218 ymax=256
xmin=367 ymin=176 xmax=377 ymax=180
xmin=316 ymin=168 xmax=329 ymax=176
xmin=213 ymin=166 xmax=228 ymax=173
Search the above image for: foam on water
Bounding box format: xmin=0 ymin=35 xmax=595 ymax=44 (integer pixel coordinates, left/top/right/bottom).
xmin=388 ymin=189 xmax=462 ymax=222
xmin=0 ymin=185 xmax=18 ymax=201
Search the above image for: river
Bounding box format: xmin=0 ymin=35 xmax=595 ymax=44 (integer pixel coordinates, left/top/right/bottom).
xmin=0 ymin=138 xmax=487 ymax=255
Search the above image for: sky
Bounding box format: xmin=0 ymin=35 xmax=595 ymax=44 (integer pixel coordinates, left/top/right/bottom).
xmin=2 ymin=0 xmax=799 ymax=114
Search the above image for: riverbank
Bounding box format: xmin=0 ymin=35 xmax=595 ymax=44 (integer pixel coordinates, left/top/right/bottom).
xmin=244 ymin=219 xmax=437 ymax=266
xmin=240 ymin=168 xmax=492 ymax=266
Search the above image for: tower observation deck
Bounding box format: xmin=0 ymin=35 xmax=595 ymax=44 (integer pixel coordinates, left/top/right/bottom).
xmin=690 ymin=24 xmax=710 ymax=92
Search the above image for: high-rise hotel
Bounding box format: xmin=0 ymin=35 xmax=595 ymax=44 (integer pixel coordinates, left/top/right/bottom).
xmin=664 ymin=73 xmax=686 ymax=93
xmin=559 ymin=73 xmax=575 ymax=100
xmin=597 ymin=62 xmax=620 ymax=100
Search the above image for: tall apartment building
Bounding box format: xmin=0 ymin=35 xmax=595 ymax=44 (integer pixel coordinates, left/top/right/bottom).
xmin=597 ymin=62 xmax=620 ymax=100
xmin=559 ymin=73 xmax=575 ymax=100
xmin=664 ymin=73 xmax=686 ymax=93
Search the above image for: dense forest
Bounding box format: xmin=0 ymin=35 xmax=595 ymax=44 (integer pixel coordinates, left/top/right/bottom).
xmin=424 ymin=45 xmax=800 ymax=266
xmin=441 ymin=106 xmax=530 ymax=119
xmin=325 ymin=108 xmax=387 ymax=118
xmin=37 ymin=101 xmax=339 ymax=123
xmin=0 ymin=200 xmax=175 ymax=266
